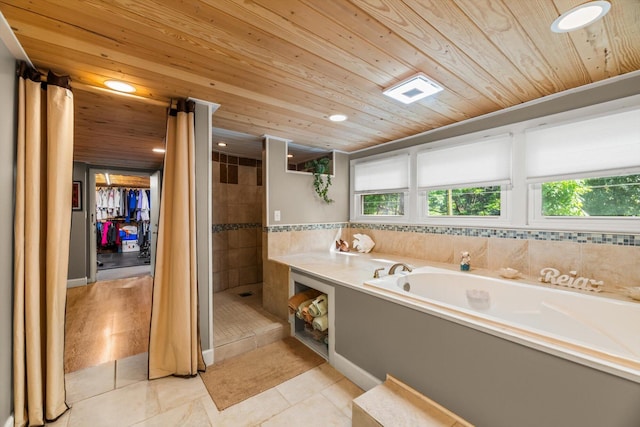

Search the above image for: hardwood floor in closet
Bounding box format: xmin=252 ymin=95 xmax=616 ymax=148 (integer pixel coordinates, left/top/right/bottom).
xmin=64 ymin=275 xmax=152 ymax=373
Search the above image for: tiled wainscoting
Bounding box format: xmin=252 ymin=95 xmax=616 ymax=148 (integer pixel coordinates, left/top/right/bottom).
xmin=213 ymin=223 xmax=263 ymax=293
xmin=263 ymin=222 xmax=640 ymax=320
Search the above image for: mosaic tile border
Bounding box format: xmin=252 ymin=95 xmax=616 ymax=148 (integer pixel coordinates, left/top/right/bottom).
xmin=212 ymin=223 xmax=262 ymax=233
xmin=349 ymin=223 xmax=639 ymax=247
xmin=262 ymin=222 xmax=638 ymax=246
xmin=264 ymin=223 xmax=349 ymax=233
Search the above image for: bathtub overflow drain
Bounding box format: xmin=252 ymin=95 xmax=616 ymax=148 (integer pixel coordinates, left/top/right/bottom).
xmin=402 ymin=282 xmax=411 ymax=292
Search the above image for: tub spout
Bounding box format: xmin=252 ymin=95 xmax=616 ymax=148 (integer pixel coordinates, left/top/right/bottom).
xmin=388 ymin=263 xmax=412 ymax=275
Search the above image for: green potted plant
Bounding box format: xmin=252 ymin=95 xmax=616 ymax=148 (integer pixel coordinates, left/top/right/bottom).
xmin=307 ymin=157 xmax=333 ymax=204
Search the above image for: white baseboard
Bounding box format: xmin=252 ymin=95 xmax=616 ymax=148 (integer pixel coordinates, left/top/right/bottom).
xmin=202 ymin=348 xmax=214 ymax=366
xmin=332 ymin=352 xmax=382 ymax=391
xmin=67 ymin=277 xmax=88 ymax=288
xmin=4 ymin=414 xmax=13 ymax=427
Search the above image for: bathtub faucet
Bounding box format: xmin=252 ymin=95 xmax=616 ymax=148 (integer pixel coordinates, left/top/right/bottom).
xmin=388 ymin=263 xmax=413 ymax=275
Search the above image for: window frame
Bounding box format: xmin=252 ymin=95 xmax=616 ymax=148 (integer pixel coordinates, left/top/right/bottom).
xmin=348 ymin=94 xmax=640 ymax=233
xmin=418 ymin=185 xmax=511 ymax=226
xmin=353 ymin=190 xmax=410 ymax=223
xmin=415 ymin=133 xmax=513 ymax=226
xmin=528 ymin=170 xmax=640 ymax=233
xmin=351 ymin=152 xmax=411 ymax=223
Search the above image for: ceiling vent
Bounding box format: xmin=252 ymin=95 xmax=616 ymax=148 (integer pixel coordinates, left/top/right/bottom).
xmin=383 ymin=73 xmax=443 ymax=104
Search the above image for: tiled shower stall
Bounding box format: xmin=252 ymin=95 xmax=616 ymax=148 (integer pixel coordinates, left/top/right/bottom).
xmin=212 ymin=151 xmax=263 ymax=293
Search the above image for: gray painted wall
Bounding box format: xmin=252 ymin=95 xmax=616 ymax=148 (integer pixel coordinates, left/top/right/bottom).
xmin=266 ymin=138 xmax=348 ymax=225
xmin=351 ymin=72 xmax=640 ymax=159
xmin=0 ymin=40 xmax=15 ymax=426
xmin=335 ymin=285 xmax=640 ymax=427
xmin=68 ymin=162 xmax=88 ymax=281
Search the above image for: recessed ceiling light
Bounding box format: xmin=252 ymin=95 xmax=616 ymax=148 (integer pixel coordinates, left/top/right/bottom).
xmin=152 ymin=148 xmax=165 ymax=153
xmin=104 ymin=80 xmax=136 ymax=93
xmin=329 ymin=114 xmax=348 ymax=122
xmin=217 ymin=142 xmax=227 ymax=147
xmin=383 ymin=73 xmax=443 ymax=104
xmin=287 ymin=154 xmax=294 ymax=158
xmin=551 ymin=1 xmax=611 ymax=33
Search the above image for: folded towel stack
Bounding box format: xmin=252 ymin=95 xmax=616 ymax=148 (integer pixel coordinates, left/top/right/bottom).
xmin=288 ymin=289 xmax=322 ymax=315
xmin=308 ymin=294 xmax=328 ymax=317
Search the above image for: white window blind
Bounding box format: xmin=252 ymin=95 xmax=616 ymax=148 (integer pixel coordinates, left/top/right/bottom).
xmin=353 ymin=154 xmax=409 ymax=192
xmin=525 ymin=107 xmax=640 ymax=182
xmin=417 ymin=134 xmax=512 ymax=189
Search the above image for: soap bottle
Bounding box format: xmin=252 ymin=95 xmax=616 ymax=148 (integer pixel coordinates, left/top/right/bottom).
xmin=460 ymin=251 xmax=470 ymax=271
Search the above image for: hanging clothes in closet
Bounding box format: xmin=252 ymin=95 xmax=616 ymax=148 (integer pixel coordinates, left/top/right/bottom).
xmin=97 ymin=221 xmax=121 ymax=248
xmin=96 ymin=186 xmax=130 ymax=220
xmin=137 ymin=188 xmax=150 ymax=221
xmin=95 ymin=185 xmax=151 ymax=253
xmin=96 ymin=186 xmax=153 ymax=221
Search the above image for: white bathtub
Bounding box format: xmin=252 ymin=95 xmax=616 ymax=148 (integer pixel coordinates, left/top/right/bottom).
xmin=364 ymin=266 xmax=640 ymax=382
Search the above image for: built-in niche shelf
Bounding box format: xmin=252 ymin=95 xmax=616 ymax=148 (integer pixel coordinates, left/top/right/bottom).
xmin=289 ymin=271 xmax=335 ymax=362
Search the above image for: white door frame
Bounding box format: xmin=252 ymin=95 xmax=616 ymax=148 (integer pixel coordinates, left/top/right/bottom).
xmin=149 ymin=170 xmax=162 ymax=277
xmin=88 ymin=168 xmax=155 ymax=283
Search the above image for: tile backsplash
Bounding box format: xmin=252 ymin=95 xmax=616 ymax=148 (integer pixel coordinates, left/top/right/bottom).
xmin=264 ymin=222 xmax=640 ymax=294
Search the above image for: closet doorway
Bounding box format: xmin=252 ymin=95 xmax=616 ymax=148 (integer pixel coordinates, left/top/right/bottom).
xmin=88 ymin=169 xmax=161 ymax=283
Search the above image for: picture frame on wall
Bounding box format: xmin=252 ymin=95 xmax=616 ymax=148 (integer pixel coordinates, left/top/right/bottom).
xmin=72 ymin=180 xmax=82 ymax=211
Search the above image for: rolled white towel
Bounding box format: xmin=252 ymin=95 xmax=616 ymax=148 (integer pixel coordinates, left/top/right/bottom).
xmin=308 ymin=294 xmax=328 ymax=317
xmin=312 ymin=314 xmax=328 ymax=331
xmin=295 ymin=299 xmax=315 ymax=319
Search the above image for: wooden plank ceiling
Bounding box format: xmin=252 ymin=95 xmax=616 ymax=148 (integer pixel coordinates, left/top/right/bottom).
xmin=1 ymin=0 xmax=639 ymax=170
xmin=95 ymin=173 xmax=150 ymax=189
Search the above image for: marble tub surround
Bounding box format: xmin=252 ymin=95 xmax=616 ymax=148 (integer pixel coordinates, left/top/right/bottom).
xmin=270 ymin=249 xmax=636 ymax=307
xmin=347 ymin=227 xmax=640 ymax=294
xmin=266 ymin=225 xmax=348 ymax=257
xmin=272 ymin=251 xmax=640 ymax=378
xmin=270 ymin=251 xmax=431 ymax=290
xmin=261 ymin=222 xmax=639 ymax=323
xmin=263 ymin=224 xmax=349 ymax=320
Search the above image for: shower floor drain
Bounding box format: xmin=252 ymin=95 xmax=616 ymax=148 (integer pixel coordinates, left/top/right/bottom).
xmin=238 ymin=291 xmax=253 ymax=297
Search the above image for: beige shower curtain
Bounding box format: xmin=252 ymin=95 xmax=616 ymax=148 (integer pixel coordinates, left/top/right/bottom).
xmin=13 ymin=63 xmax=74 ymax=426
xmin=148 ymin=99 xmax=204 ymax=379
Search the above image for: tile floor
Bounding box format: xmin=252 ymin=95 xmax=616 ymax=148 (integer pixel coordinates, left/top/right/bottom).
xmin=213 ymin=284 xmax=289 ymax=362
xmin=52 ymin=351 xmax=364 ymax=426
xmin=60 ymin=280 xmax=360 ymax=426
